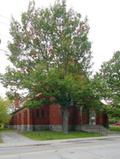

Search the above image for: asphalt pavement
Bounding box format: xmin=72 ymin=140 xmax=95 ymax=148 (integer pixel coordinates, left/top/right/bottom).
xmin=0 ymin=131 xmax=120 ymax=159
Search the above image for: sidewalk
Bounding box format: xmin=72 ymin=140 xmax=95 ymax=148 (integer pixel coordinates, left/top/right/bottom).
xmin=0 ymin=131 xmax=40 ymax=147
xmin=0 ymin=131 xmax=120 ymax=148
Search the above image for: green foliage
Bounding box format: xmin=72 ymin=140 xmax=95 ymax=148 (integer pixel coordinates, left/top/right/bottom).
xmin=26 ymin=68 xmax=96 ymax=111
xmin=25 ymin=98 xmax=51 ymax=108
xmin=109 ymin=116 xmax=120 ymax=124
xmin=1 ymin=0 xmax=92 ymax=97
xmin=110 ymin=126 xmax=120 ymax=132
xmin=98 ymin=51 xmax=120 ymax=99
xmin=95 ymin=51 xmax=120 ymax=118
xmin=0 ymin=136 xmax=2 ymax=143
xmin=0 ymin=98 xmax=11 ymax=125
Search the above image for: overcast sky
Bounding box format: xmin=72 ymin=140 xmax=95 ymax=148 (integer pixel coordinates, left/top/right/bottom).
xmin=0 ymin=0 xmax=120 ymax=97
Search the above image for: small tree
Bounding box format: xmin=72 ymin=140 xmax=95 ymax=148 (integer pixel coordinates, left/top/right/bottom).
xmin=0 ymin=98 xmax=10 ymax=127
xmin=94 ymin=51 xmax=120 ymax=121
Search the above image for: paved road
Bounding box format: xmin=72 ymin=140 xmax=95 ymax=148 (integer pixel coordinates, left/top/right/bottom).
xmin=1 ymin=132 xmax=120 ymax=159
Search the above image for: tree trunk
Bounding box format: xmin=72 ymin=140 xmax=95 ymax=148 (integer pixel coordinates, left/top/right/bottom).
xmin=62 ymin=107 xmax=69 ymax=134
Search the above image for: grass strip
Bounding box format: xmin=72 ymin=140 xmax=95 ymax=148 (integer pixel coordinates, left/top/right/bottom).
xmin=22 ymin=131 xmax=101 ymax=141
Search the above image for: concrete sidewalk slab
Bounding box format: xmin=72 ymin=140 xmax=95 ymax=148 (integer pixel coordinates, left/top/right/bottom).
xmin=0 ymin=131 xmax=40 ymax=147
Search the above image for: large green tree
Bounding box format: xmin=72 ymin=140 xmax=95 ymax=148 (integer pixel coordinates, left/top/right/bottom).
xmin=1 ymin=0 xmax=92 ymax=91
xmin=1 ymin=0 xmax=93 ymax=133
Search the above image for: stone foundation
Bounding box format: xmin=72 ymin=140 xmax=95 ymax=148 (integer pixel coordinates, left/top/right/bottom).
xmin=33 ymin=125 xmax=49 ymax=131
xmin=8 ymin=125 xmax=27 ymax=131
xmin=78 ymin=124 xmax=108 ymax=135
xmin=8 ymin=124 xmax=108 ymax=134
xmin=8 ymin=124 xmax=49 ymax=131
xmin=49 ymin=125 xmax=63 ymax=131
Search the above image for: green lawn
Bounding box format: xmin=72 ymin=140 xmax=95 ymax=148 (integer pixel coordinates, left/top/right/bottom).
xmin=22 ymin=131 xmax=101 ymax=141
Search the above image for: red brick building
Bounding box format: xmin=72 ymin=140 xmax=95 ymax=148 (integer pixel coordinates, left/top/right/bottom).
xmin=9 ymin=102 xmax=108 ymax=132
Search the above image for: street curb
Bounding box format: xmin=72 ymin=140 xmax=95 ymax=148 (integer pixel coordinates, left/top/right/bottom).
xmin=0 ymin=135 xmax=120 ymax=148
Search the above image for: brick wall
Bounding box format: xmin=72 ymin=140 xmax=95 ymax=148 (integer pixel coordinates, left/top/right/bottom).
xmin=49 ymin=104 xmax=62 ymax=125
xmin=96 ymin=112 xmax=108 ymax=127
xmin=31 ymin=105 xmax=49 ymax=125
xmin=9 ymin=104 xmax=108 ymax=130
